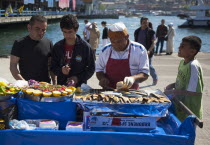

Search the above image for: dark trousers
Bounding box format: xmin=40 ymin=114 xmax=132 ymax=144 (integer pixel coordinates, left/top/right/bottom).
xmin=155 ymin=37 xmax=165 ymax=53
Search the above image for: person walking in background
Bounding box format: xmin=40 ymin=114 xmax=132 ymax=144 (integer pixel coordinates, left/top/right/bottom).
xmin=148 ymin=22 xmax=153 ymax=29
xmin=166 ymin=23 xmax=175 ymax=55
xmin=83 ymin=19 xmax=91 ymax=43
xmin=101 ymin=21 xmax=109 ymax=47
xmin=87 ymin=22 xmax=100 ymax=56
xmin=164 ymin=35 xmax=203 ymax=121
xmin=134 ymin=17 xmax=158 ymax=85
xmin=51 ymin=14 xmax=95 ymax=86
xmin=10 ymin=15 xmax=55 ymax=84
xmin=155 ymin=19 xmax=168 ymax=54
xmin=96 ymin=22 xmax=149 ymax=90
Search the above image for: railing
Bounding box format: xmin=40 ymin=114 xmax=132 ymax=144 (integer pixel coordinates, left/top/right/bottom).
xmin=0 ymin=10 xmax=76 ymax=17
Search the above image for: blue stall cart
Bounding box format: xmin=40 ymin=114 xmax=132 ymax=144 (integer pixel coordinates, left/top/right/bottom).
xmin=0 ymin=113 xmax=197 ymax=145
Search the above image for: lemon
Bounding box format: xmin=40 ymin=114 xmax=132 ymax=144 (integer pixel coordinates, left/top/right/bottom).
xmin=22 ymin=88 xmax=27 ymax=93
xmin=52 ymin=91 xmax=61 ymax=97
xmin=67 ymin=86 xmax=76 ymax=92
xmin=43 ymin=92 xmax=52 ymax=97
xmin=10 ymin=88 xmax=15 ymax=92
xmin=65 ymin=89 xmax=73 ymax=95
xmin=33 ymin=90 xmax=43 ymax=96
xmin=26 ymin=89 xmax=34 ymax=95
xmin=61 ymin=91 xmax=68 ymax=96
xmin=0 ymin=82 xmax=7 ymax=87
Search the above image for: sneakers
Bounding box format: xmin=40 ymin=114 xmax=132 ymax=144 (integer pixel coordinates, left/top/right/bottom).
xmin=152 ymin=80 xmax=158 ymax=85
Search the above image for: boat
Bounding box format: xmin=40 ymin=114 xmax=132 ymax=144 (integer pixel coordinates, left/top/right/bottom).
xmin=179 ymin=0 xmax=210 ymax=28
xmin=177 ymin=13 xmax=190 ymax=19
xmin=125 ymin=10 xmax=142 ymax=18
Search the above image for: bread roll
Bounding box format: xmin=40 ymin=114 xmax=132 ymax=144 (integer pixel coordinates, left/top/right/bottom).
xmin=116 ymin=81 xmax=129 ymax=91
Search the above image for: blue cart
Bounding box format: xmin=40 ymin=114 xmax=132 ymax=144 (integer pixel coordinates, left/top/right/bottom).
xmin=0 ymin=93 xmax=203 ymax=145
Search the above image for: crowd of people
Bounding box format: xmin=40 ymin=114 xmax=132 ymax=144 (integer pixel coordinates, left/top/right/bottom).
xmin=9 ymin=14 xmax=204 ymax=121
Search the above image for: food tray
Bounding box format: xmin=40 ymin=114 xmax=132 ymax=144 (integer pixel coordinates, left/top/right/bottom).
xmin=23 ymin=93 xmax=74 ymax=102
xmin=74 ymin=89 xmax=171 ymax=117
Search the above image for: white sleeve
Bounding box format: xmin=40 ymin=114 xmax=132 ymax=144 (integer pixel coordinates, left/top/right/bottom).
xmin=187 ymin=62 xmax=199 ymax=92
xmin=95 ymin=52 xmax=106 ymax=72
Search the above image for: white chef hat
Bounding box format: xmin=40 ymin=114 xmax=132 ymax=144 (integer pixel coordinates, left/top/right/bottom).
xmin=108 ymin=22 xmax=128 ymax=39
xmin=168 ymin=23 xmax=173 ymax=26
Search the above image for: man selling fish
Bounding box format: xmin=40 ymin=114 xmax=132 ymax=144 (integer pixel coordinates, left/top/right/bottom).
xmin=95 ymin=22 xmax=149 ymax=90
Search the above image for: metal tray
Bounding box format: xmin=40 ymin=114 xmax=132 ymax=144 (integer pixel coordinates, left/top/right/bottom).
xmin=74 ymin=89 xmax=171 ymax=117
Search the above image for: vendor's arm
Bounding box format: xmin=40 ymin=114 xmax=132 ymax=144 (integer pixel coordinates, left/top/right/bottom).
xmin=10 ymin=55 xmax=25 ymax=80
xmin=96 ymin=71 xmax=110 ymax=88
xmin=131 ymin=72 xmax=149 ymax=83
xmin=124 ymin=73 xmax=149 ymax=88
xmin=95 ymin=49 xmax=110 ymax=88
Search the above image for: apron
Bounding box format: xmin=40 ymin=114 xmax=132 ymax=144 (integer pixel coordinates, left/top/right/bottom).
xmin=105 ymin=47 xmax=139 ymax=90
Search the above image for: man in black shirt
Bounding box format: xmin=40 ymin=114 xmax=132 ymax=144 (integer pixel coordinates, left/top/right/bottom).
xmin=101 ymin=21 xmax=109 ymax=47
xmin=51 ymin=14 xmax=95 ymax=86
xmin=10 ymin=15 xmax=54 ymax=83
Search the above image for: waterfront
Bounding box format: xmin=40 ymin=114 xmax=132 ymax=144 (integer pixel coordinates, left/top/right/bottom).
xmin=0 ymin=15 xmax=210 ymax=55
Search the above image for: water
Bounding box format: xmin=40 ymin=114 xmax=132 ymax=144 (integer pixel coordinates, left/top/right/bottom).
xmin=0 ymin=15 xmax=209 ymax=55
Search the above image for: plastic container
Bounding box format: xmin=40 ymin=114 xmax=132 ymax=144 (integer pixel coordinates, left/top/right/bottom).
xmin=66 ymin=121 xmax=83 ymax=131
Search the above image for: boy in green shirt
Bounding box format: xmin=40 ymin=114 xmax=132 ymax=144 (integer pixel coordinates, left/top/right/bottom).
xmin=164 ymin=35 xmax=204 ymax=121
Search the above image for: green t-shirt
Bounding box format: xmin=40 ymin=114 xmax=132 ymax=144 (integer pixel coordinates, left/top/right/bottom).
xmin=175 ymin=59 xmax=204 ymax=120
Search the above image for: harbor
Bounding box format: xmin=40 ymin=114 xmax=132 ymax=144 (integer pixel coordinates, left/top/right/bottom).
xmin=0 ymin=15 xmax=210 ymax=56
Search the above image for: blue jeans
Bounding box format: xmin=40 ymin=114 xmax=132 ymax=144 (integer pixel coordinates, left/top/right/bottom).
xmin=149 ymin=56 xmax=158 ymax=81
xmin=155 ymin=37 xmax=165 ymax=53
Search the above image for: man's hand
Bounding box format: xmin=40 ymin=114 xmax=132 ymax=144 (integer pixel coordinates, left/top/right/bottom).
xmin=165 ymin=83 xmax=175 ymax=91
xmin=67 ymin=76 xmax=78 ymax=86
xmin=99 ymin=77 xmax=110 ymax=89
xmin=62 ymin=65 xmax=70 ymax=75
xmin=124 ymin=77 xmax=135 ymax=88
xmin=164 ymin=83 xmax=175 ymax=95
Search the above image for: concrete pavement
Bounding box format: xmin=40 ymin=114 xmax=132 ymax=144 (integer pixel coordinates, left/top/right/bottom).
xmin=0 ymin=52 xmax=210 ymax=144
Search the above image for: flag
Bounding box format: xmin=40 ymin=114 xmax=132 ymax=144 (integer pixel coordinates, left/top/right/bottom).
xmin=72 ymin=0 xmax=76 ymax=11
xmin=5 ymin=4 xmax=13 ymax=17
xmin=59 ymin=0 xmax=70 ymax=9
xmin=18 ymin=5 xmax=24 ymax=14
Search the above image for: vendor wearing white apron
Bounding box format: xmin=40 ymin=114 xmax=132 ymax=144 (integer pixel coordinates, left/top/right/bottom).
xmin=96 ymin=22 xmax=150 ymax=90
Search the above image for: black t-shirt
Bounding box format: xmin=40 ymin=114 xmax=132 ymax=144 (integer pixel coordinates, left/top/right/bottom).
xmin=102 ymin=27 xmax=108 ymax=39
xmin=11 ymin=35 xmax=53 ymax=82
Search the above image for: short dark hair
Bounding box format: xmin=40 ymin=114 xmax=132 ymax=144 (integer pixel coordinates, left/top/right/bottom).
xmin=84 ymin=19 xmax=88 ymax=23
xmin=101 ymin=21 xmax=107 ymax=25
xmin=182 ymin=35 xmax=202 ymax=52
xmin=29 ymin=15 xmax=47 ymax=26
xmin=140 ymin=17 xmax=148 ymax=24
xmin=60 ymin=14 xmax=79 ymax=30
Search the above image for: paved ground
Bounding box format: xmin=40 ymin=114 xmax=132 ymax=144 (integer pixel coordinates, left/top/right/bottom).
xmin=0 ymin=52 xmax=209 ymax=144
